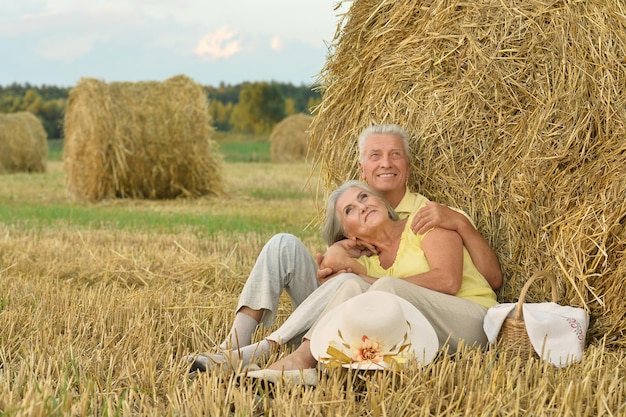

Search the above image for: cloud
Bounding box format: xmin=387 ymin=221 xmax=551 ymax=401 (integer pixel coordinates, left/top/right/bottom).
xmin=36 ymin=36 xmax=99 ymax=62
xmin=270 ymin=35 xmax=283 ymax=52
xmin=193 ymin=27 xmax=241 ymax=61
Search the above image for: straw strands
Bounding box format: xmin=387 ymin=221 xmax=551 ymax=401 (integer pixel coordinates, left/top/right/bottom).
xmin=310 ymin=0 xmax=626 ymax=347
xmin=63 ymin=75 xmax=223 ymax=201
xmin=270 ymin=113 xmax=314 ymax=163
xmin=0 ymin=111 xmax=47 ymax=174
xmin=1 ymin=223 xmax=624 ymax=415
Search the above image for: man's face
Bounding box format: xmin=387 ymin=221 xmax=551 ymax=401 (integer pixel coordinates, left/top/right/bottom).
xmin=359 ymin=133 xmax=410 ymax=195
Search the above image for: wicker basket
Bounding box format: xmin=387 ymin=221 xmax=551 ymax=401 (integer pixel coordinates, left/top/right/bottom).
xmin=496 ymin=271 xmax=559 ymax=360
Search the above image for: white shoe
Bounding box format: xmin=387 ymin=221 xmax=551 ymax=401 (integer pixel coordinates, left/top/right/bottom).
xmin=186 ymin=351 xmax=261 ymax=374
xmin=187 ymin=353 xmax=225 ymax=373
xmin=245 ymin=368 xmax=318 ymax=387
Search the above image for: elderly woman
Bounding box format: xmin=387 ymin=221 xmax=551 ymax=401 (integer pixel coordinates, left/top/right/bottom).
xmin=245 ymin=180 xmax=498 ymax=385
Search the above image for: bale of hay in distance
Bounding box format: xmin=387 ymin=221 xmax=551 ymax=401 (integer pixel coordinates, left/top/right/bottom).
xmin=0 ymin=111 xmax=47 ymax=173
xmin=310 ymin=0 xmax=626 ymax=348
xmin=63 ymin=75 xmax=223 ymax=201
xmin=270 ymin=113 xmax=314 ymax=162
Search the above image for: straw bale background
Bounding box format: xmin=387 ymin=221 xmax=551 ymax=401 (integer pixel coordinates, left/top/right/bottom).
xmin=270 ymin=113 xmax=314 ymax=162
xmin=63 ymin=75 xmax=223 ymax=201
xmin=0 ymin=111 xmax=47 ymax=174
xmin=310 ymin=0 xmax=626 ymax=348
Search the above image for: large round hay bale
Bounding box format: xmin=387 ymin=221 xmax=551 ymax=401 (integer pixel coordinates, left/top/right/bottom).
xmin=63 ymin=75 xmax=223 ymax=201
xmin=0 ymin=111 xmax=47 ymax=174
xmin=311 ymin=0 xmax=626 ymax=347
xmin=270 ymin=113 xmax=314 ymax=162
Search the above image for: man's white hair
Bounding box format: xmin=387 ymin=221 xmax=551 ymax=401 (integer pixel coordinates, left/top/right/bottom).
xmin=357 ymin=124 xmax=411 ymax=162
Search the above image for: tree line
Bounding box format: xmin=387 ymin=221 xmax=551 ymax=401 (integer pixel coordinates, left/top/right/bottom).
xmin=0 ymin=81 xmax=322 ymax=139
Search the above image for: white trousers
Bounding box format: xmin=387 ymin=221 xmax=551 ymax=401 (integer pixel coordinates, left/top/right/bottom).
xmin=236 ymin=233 xmax=328 ymax=345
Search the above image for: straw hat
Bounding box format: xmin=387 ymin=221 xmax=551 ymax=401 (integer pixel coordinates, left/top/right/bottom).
xmin=310 ymin=291 xmax=439 ymax=370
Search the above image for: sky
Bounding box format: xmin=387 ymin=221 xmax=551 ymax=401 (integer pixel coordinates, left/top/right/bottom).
xmin=0 ymin=0 xmax=350 ymax=88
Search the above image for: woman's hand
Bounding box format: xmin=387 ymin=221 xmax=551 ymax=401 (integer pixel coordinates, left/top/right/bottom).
xmin=316 ymin=239 xmax=375 ymax=284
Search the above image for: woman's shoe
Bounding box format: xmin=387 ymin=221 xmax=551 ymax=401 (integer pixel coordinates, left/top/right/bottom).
xmin=187 ymin=352 xmax=259 ymax=374
xmin=245 ymin=368 xmax=318 ymax=387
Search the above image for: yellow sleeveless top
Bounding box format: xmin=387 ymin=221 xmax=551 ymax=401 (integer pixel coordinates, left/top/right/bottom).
xmin=357 ymin=211 xmax=498 ymax=309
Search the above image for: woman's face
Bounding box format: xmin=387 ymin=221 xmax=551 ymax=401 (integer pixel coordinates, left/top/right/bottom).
xmin=336 ymin=186 xmax=388 ymax=239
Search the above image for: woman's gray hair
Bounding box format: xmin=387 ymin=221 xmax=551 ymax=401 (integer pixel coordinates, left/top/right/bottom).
xmin=357 ymin=124 xmax=411 ymax=163
xmin=321 ymin=180 xmax=400 ymax=246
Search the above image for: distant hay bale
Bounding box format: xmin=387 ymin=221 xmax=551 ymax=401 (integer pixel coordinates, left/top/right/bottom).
xmin=270 ymin=113 xmax=314 ymax=162
xmin=63 ymin=75 xmax=223 ymax=201
xmin=0 ymin=111 xmax=47 ymax=174
xmin=311 ymin=0 xmax=626 ymax=348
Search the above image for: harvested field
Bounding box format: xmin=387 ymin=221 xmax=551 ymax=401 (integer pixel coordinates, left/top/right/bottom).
xmin=0 ymin=159 xmax=624 ymax=416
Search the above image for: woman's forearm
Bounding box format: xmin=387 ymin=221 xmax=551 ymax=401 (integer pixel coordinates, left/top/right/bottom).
xmin=320 ymin=248 xmax=366 ymax=276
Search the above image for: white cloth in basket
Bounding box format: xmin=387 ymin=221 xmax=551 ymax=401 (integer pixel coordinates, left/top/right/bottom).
xmin=483 ymin=302 xmax=589 ymax=367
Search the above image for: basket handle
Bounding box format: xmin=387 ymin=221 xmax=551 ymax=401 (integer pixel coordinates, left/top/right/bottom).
xmin=513 ymin=271 xmax=558 ymax=320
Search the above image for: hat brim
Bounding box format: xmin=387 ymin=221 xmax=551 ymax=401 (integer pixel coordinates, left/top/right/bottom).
xmin=310 ymin=291 xmax=439 ymax=369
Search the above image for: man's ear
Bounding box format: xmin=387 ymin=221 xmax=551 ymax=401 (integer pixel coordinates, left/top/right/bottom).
xmin=358 ymin=163 xmax=365 ymax=180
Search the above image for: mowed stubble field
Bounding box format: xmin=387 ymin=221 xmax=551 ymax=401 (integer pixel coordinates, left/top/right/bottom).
xmin=0 ymin=150 xmax=328 ymax=415
xmin=1 ymin=145 xmax=625 ymax=416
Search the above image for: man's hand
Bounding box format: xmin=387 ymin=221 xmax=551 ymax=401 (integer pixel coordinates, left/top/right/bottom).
xmin=411 ymin=201 xmax=460 ymax=235
xmin=336 ymin=238 xmax=378 ymax=258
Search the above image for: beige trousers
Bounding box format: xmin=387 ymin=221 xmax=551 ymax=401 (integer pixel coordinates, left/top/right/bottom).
xmin=304 ymin=275 xmax=489 ymax=353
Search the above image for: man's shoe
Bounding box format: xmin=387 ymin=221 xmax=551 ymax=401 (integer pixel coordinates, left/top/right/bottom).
xmin=187 ymin=352 xmax=260 ymax=374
